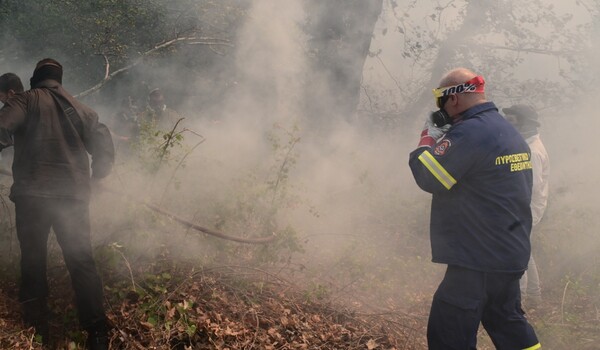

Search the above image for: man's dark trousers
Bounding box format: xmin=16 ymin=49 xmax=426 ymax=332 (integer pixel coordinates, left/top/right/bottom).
xmin=14 ymin=196 xmax=106 ymax=331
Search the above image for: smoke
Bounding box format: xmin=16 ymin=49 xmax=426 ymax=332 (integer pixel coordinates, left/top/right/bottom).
xmin=171 ymin=0 xmax=440 ymax=307
xmin=2 ymin=0 xmax=599 ymax=317
xmin=357 ymin=0 xmax=600 ymax=307
xmin=90 ymin=0 xmax=600 ymax=321
xmin=532 ymin=92 xmax=600 ymax=284
xmin=89 ymin=0 xmax=439 ymax=307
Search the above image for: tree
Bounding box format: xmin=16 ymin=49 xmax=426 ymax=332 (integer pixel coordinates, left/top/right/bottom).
xmin=0 ymin=0 xmax=170 ymax=88
xmin=0 ymin=0 xmax=248 ymax=112
xmin=302 ymin=0 xmax=384 ymax=128
xmin=361 ymin=0 xmax=595 ymax=126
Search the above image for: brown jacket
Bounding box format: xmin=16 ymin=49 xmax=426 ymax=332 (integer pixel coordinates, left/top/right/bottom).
xmin=0 ymin=80 xmax=114 ymax=201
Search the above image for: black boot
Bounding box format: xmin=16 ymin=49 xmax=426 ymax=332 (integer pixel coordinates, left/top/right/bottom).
xmin=86 ymin=320 xmax=109 ymax=350
xmin=87 ymin=332 xmax=109 ymax=350
xmin=21 ymin=298 xmax=50 ymax=345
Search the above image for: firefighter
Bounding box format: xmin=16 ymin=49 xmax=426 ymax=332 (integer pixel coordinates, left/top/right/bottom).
xmin=0 ymin=59 xmax=114 ymax=349
xmin=408 ymin=68 xmax=541 ymax=349
xmin=504 ymin=104 xmax=549 ymax=308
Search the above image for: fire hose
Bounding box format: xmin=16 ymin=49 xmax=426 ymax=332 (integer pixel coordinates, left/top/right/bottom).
xmin=0 ymin=169 xmax=276 ymax=244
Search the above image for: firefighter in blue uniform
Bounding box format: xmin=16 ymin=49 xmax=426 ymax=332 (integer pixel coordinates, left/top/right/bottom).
xmin=408 ymin=68 xmax=541 ymax=350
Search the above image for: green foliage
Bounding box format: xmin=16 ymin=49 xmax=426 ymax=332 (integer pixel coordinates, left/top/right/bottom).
xmin=254 ymin=225 xmax=305 ymax=265
xmin=105 ymin=267 xmax=201 ymax=344
xmin=0 ymin=0 xmax=249 ymax=96
xmin=0 ymin=0 xmax=169 ymax=86
xmin=131 ymin=118 xmax=187 ymax=173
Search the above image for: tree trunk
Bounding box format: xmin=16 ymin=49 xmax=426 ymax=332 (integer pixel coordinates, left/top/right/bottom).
xmin=303 ymin=0 xmax=384 ymax=129
xmin=402 ymin=1 xmax=488 ymax=121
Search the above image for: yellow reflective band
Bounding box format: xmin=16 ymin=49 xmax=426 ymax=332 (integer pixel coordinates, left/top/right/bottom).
xmin=417 ymin=150 xmax=457 ymax=190
xmin=522 ymin=343 xmax=541 ymax=350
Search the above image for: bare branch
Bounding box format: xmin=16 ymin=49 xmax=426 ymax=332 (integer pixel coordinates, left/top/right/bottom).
xmin=476 ymin=44 xmax=580 ymax=57
xmin=75 ymin=36 xmax=232 ymax=99
xmin=96 ymin=53 xmax=110 ymax=80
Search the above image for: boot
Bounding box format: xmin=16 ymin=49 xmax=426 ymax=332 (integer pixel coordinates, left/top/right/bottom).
xmin=86 ymin=320 xmax=109 ymax=350
xmin=21 ymin=298 xmax=50 ymax=345
xmin=87 ymin=332 xmax=109 ymax=350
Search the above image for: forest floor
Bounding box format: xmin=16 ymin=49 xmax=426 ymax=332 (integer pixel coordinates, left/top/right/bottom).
xmin=0 ymin=251 xmax=599 ymax=349
xmin=0 ymin=257 xmax=429 ymax=350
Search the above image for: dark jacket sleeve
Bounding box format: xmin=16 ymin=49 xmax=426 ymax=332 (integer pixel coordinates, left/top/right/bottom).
xmin=83 ymin=111 xmax=115 ymax=179
xmin=408 ymin=124 xmax=482 ymax=194
xmin=0 ymin=95 xmax=27 ymax=150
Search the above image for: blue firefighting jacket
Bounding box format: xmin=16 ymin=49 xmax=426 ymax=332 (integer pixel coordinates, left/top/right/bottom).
xmin=409 ymin=102 xmax=533 ymax=273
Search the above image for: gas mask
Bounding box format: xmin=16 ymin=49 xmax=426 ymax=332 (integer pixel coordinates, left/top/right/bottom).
xmin=432 ymin=95 xmax=452 ymax=127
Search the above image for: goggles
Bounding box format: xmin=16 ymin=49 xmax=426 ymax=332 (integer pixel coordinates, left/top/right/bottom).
xmin=432 ymin=75 xmax=485 ymax=108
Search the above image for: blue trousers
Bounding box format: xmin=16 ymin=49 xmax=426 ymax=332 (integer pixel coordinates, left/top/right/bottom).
xmin=427 ymin=265 xmax=540 ymax=350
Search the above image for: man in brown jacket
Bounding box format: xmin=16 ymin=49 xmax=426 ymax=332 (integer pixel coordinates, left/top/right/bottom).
xmin=0 ymin=59 xmax=114 ymax=349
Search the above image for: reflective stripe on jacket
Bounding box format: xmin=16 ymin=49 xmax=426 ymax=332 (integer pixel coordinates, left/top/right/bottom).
xmin=409 ymin=102 xmax=533 ymax=272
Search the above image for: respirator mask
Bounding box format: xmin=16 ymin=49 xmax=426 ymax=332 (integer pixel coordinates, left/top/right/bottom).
xmin=431 ymin=95 xmax=452 ymax=127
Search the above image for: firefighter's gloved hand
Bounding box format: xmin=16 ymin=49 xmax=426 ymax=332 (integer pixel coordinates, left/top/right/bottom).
xmin=417 ymin=116 xmax=451 ymax=148
xmin=426 ymin=114 xmax=451 ymax=139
